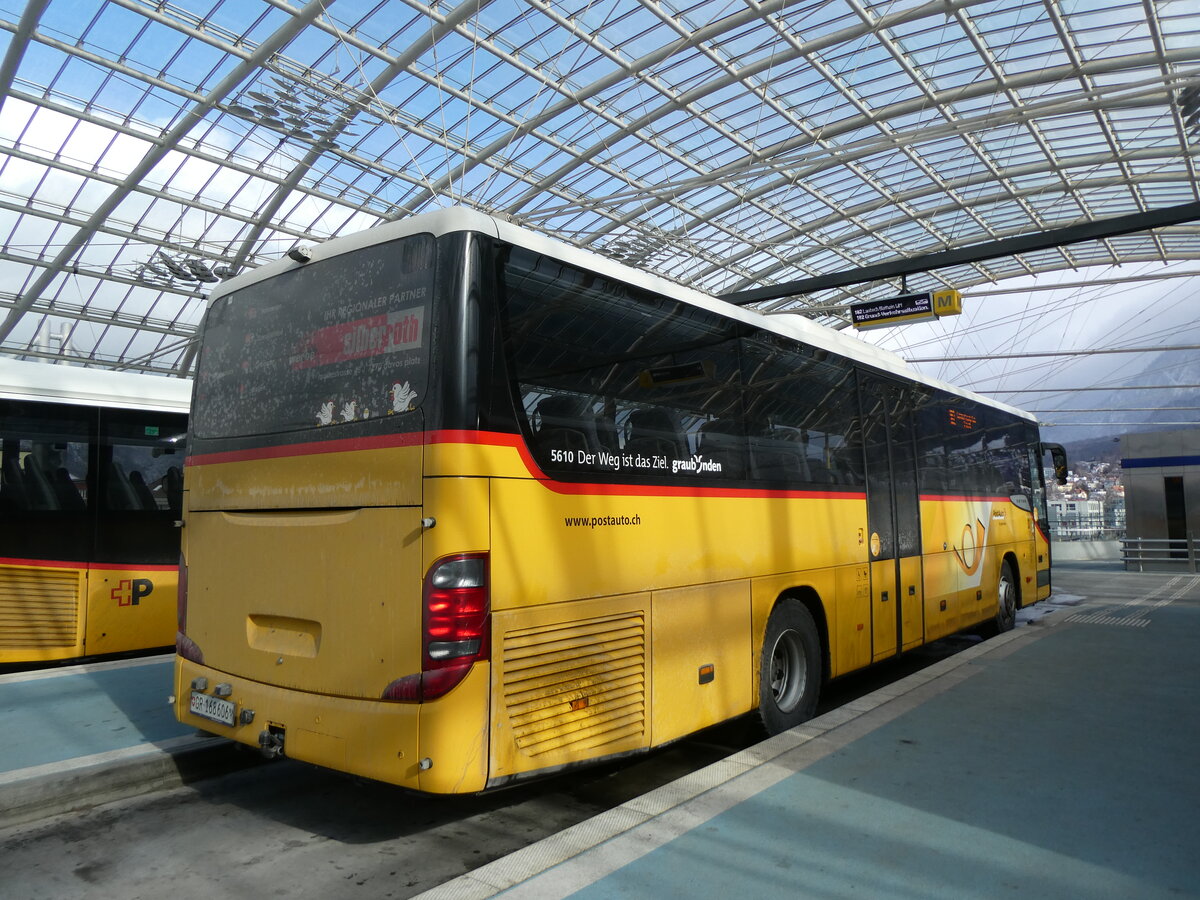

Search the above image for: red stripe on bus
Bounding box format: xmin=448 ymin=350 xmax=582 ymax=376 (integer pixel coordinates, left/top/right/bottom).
xmin=186 ymin=429 xmax=867 ymax=501
xmin=186 ymin=431 xmax=426 ymax=465
xmin=919 ymin=494 xmax=1013 ymax=503
xmin=0 ymin=557 xmax=178 ymax=571
xmin=537 ymin=481 xmax=864 ymax=500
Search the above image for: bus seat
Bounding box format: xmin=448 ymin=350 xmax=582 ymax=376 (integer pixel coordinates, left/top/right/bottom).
xmin=128 ymin=470 xmax=159 ymax=510
xmin=52 ymin=467 xmax=86 ymax=510
xmin=835 ymin=448 xmax=865 ymax=485
xmin=23 ymin=456 xmax=59 ymax=510
xmin=593 ymin=409 xmax=620 ymax=453
xmin=625 ymin=408 xmax=685 ymax=460
xmin=749 ymin=430 xmax=811 ymax=483
xmin=534 ymin=395 xmax=595 ymax=454
xmin=806 ymin=458 xmax=834 ymax=483
xmin=107 ymin=463 xmax=140 ymax=510
xmin=0 ymin=456 xmax=29 ymax=510
xmin=697 ymin=419 xmax=745 ymax=478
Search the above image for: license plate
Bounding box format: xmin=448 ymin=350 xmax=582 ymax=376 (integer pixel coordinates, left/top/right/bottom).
xmin=190 ymin=690 xmax=236 ymax=726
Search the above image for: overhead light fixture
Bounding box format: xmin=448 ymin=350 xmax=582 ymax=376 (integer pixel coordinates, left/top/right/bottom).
xmin=135 ymin=252 xmax=236 ymax=286
xmin=287 ymin=246 xmax=313 ymax=263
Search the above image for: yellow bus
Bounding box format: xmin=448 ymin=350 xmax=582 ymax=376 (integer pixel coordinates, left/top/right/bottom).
xmin=0 ymin=359 xmax=189 ymax=665
xmin=175 ymin=208 xmax=1066 ymax=792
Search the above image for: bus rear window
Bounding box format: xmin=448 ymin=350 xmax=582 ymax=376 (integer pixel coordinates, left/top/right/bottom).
xmin=194 ymin=234 xmax=435 ymax=439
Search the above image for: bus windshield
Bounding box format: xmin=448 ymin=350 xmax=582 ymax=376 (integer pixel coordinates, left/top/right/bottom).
xmin=193 ymin=233 xmax=436 ymax=439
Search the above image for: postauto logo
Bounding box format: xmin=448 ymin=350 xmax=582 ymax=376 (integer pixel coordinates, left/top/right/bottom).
xmin=112 ymin=578 xmax=154 ymax=607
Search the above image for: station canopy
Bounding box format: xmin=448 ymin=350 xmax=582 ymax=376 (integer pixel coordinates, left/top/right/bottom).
xmin=0 ymin=0 xmax=1198 ymax=377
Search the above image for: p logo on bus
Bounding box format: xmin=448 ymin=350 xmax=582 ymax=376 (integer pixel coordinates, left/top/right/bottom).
xmin=113 ymin=578 xmax=154 ymax=607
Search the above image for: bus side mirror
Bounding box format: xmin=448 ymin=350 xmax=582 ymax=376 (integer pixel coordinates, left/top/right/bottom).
xmin=1040 ymin=442 xmax=1068 ymax=486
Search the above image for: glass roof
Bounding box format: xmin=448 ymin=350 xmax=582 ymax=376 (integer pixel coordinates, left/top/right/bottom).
xmin=0 ymin=0 xmax=1197 ymax=378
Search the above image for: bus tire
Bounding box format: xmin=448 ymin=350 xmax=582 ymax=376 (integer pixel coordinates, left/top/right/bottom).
xmin=990 ymin=560 xmax=1017 ymax=635
xmin=758 ymin=599 xmax=821 ymax=735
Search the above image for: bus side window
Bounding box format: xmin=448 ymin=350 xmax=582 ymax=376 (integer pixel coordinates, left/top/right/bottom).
xmin=0 ymin=452 xmax=29 ymax=510
xmin=107 ymin=462 xmax=141 ymax=510
xmin=23 ymin=453 xmax=59 ymax=510
xmin=165 ymin=466 xmax=184 ymax=515
xmin=52 ymin=466 xmax=86 ymax=510
xmin=625 ymin=408 xmax=686 ymax=460
xmin=696 ymin=418 xmax=747 ymax=479
xmin=102 ymin=410 xmax=187 ymax=514
xmin=19 ymin=443 xmax=87 ymax=511
xmin=739 ymin=335 xmax=861 ymax=489
xmin=533 ymin=394 xmax=595 ymax=455
xmin=748 ymin=426 xmax=810 ymax=484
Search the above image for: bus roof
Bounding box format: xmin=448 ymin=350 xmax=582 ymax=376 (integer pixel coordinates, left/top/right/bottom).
xmin=0 ymin=358 xmax=191 ymax=413
xmin=210 ymin=207 xmax=1034 ymax=424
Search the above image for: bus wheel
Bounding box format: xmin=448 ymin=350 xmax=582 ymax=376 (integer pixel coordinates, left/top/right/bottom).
xmin=759 ymin=600 xmax=821 ymax=735
xmin=992 ymin=561 xmax=1017 ymax=634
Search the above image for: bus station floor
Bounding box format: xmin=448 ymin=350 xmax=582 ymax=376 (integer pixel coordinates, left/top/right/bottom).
xmin=1 ymin=565 xmax=1197 ymax=899
xmin=0 ymin=654 xmax=220 ymax=827
xmin=420 ymin=565 xmax=1200 ymax=900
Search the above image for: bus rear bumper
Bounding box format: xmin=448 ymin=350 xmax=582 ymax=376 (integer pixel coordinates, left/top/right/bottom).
xmin=173 ymin=656 xmax=490 ymax=793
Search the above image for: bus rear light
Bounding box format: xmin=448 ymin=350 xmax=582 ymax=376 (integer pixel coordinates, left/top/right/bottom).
xmin=176 ymin=632 xmax=204 ymax=664
xmin=381 ymin=662 xmax=474 ymax=702
xmin=381 ymin=553 xmax=489 ymax=703
xmin=423 ymin=554 xmax=489 ymax=669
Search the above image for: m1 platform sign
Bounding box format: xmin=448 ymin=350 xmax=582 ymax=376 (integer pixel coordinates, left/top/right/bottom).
xmin=850 ymin=289 xmax=962 ymax=330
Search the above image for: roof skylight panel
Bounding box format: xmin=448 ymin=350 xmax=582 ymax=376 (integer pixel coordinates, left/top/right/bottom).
xmin=1158 ymin=3 xmax=1200 ymax=49
xmin=1022 ymin=190 xmax=1087 ymax=216
xmin=1062 ymin=185 xmax=1137 ymax=215
xmin=984 ymin=141 xmax=1048 ymax=172
xmin=1063 ymin=161 xmax=1133 ymax=186
xmin=919 ymin=59 xmax=991 ymax=94
xmin=775 ymin=0 xmax=858 ymax=42
xmin=1133 ymin=182 xmax=1193 ymax=204
xmin=597 ymin=6 xmax=675 ymax=59
xmin=973 ymin=1 xmax=1057 ymax=42
xmin=914 ymin=137 xmax=985 ymax=178
xmin=1064 ymin=3 xmax=1154 ymax=37
xmin=880 ymin=218 xmax=944 ymax=251
xmin=1106 ymin=109 xmax=1178 ymax=143
xmin=972 ymin=197 xmax=1042 ymax=232
xmin=855 ymin=145 xmax=925 ymax=185
xmin=1041 ymin=128 xmax=1111 ymax=157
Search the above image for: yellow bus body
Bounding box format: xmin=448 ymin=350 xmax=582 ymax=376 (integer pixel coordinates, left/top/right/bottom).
xmin=0 ymin=558 xmax=177 ymax=664
xmin=175 ymin=435 xmax=1042 ymax=791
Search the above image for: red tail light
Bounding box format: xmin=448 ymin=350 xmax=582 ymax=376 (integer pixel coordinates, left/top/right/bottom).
xmin=382 ymin=553 xmax=489 ymax=702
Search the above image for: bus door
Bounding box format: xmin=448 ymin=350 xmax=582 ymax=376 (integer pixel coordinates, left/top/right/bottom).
xmin=860 ymin=376 xmax=924 ymax=661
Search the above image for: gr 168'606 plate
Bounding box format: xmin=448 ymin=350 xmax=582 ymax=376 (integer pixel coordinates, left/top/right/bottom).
xmin=189 ymin=690 xmax=235 ymax=726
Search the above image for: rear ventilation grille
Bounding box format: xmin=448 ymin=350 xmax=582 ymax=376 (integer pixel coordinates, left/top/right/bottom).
xmin=0 ymin=566 xmax=81 ymax=650
xmin=501 ymin=611 xmax=646 ymax=758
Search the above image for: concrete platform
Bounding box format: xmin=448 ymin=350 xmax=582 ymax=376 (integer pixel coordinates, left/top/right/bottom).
xmin=0 ymin=655 xmax=226 ymax=827
xmin=418 ymin=569 xmax=1200 ymax=899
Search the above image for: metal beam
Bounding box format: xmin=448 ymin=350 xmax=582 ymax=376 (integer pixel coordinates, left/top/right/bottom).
xmin=0 ymin=0 xmax=51 ymax=117
xmin=721 ymin=201 xmax=1200 ymax=306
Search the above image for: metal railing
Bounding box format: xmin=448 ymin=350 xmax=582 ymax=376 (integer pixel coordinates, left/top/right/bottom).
xmin=1121 ymin=537 xmax=1199 ymax=572
xmin=1047 ymin=514 xmax=1124 ymax=542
